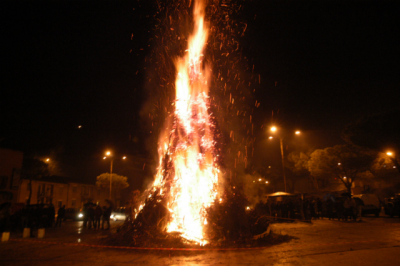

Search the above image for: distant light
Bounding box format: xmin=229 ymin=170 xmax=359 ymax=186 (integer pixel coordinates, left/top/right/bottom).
xmin=103 ymin=157 xmax=107 ymax=160
xmin=265 ymin=181 xmax=269 ymax=184
xmin=270 ymin=126 xmax=277 ymax=132
xmin=253 ymin=180 xmax=255 ymax=183
xmin=338 ymin=163 xmax=341 ymax=165
xmin=394 ymin=166 xmax=397 ymax=169
xmin=259 ymin=178 xmax=262 ymax=181
xmin=78 ymin=125 xmax=82 ymax=129
xmin=106 ymin=151 xmax=111 ymax=156
xmin=343 ymin=176 xmax=347 ymax=179
xmin=122 ymin=156 xmax=127 ymax=160
xmin=45 ymin=158 xmax=50 ymax=162
xmin=269 ymin=136 xmax=273 ymax=139
xmin=387 ymin=151 xmax=393 ymax=156
xmin=295 ymin=130 xmax=301 ymax=135
xmin=246 ymin=206 xmax=250 ymax=210
xmin=268 ymin=166 xmax=271 ymax=168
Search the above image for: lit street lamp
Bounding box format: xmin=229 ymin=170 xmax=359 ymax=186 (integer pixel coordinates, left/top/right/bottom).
xmin=385 ymin=150 xmax=400 ymax=173
xmin=103 ymin=151 xmax=126 ymax=201
xmin=269 ymin=126 xmax=301 ymax=192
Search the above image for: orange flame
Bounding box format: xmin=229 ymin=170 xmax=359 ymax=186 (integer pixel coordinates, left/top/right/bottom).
xmin=152 ymin=0 xmax=219 ymax=245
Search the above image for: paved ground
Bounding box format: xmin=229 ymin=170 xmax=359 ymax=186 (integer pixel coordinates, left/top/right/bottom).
xmin=1 ymin=216 xmax=400 ymax=265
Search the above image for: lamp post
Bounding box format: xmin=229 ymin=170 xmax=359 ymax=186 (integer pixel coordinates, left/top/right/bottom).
xmin=269 ymin=126 xmax=301 ymax=192
xmin=386 ymin=150 xmax=400 ymax=172
xmin=103 ymin=151 xmax=126 ymax=201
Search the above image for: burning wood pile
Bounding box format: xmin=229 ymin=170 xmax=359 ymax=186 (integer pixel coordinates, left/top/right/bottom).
xmin=108 ymin=187 xmax=275 ymax=248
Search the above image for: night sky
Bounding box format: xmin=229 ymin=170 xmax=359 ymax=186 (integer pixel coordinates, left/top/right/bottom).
xmin=1 ymin=0 xmax=399 ymax=189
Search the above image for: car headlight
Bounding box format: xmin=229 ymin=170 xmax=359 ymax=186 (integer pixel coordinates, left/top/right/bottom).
xmin=78 ymin=213 xmax=83 ymax=218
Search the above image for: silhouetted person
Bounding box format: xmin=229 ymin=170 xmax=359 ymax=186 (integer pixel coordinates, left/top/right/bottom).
xmin=282 ymin=201 xmax=288 ymax=219
xmin=102 ymin=206 xmax=111 ymax=229
xmin=326 ymin=199 xmax=334 ymax=220
xmin=303 ymin=199 xmax=311 ymax=221
xmin=48 ymin=203 xmax=55 ymax=227
xmin=83 ymin=205 xmax=88 ymax=228
xmin=335 ymin=198 xmax=344 ymax=221
xmin=94 ymin=205 xmax=102 ymax=229
xmin=316 ymin=198 xmax=323 ymax=219
xmin=28 ymin=205 xmax=38 ymax=237
xmin=343 ymin=197 xmax=352 ymax=221
xmin=310 ymin=198 xmax=316 ymax=219
xmin=0 ymin=202 xmax=11 ymax=233
xmin=55 ymin=205 xmax=65 ymax=227
xmin=88 ymin=205 xmax=95 ymax=229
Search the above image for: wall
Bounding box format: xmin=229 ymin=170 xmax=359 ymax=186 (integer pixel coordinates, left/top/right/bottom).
xmin=0 ymin=148 xmax=23 ymax=209
xmin=18 ymin=179 xmax=110 ymax=211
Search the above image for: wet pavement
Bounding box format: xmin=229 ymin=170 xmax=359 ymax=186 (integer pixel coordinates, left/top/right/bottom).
xmin=1 ymin=217 xmax=400 ymax=265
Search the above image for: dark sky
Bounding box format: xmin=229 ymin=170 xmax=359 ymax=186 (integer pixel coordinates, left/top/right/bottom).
xmin=1 ymin=0 xmax=399 ymax=187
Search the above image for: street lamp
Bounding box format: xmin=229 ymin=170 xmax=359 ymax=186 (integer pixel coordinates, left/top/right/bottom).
xmin=269 ymin=126 xmax=301 ymax=192
xmin=103 ymin=151 xmax=126 ymax=201
xmin=387 ymin=151 xmax=393 ymax=157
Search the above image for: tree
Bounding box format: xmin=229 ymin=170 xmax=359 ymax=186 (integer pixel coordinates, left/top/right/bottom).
xmin=96 ymin=173 xmax=129 ymax=201
xmin=21 ymin=158 xmax=50 ymax=205
xmin=308 ymin=145 xmax=376 ymax=194
xmin=286 ymin=151 xmax=311 ymax=191
xmin=342 ymin=110 xmax=400 ymax=173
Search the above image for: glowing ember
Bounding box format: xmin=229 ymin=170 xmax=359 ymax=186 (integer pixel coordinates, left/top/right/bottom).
xmin=148 ymin=0 xmax=219 ymax=245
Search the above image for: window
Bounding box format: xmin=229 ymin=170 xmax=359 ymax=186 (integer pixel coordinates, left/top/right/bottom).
xmin=71 ymin=199 xmax=76 ymax=207
xmin=38 ymin=184 xmax=45 ymax=196
xmin=82 ymin=186 xmax=91 ymax=196
xmin=46 ymin=184 xmax=54 ymax=197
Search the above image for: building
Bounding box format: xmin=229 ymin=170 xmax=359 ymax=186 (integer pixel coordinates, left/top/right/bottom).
xmin=0 ymin=148 xmax=23 ymax=209
xmin=17 ymin=176 xmax=110 ymax=211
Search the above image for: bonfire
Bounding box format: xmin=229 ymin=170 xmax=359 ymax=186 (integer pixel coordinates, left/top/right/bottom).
xmin=111 ymin=0 xmax=275 ymax=248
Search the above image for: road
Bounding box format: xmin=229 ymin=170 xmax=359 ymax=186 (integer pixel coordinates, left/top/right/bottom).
xmin=1 ymin=217 xmax=400 ymax=265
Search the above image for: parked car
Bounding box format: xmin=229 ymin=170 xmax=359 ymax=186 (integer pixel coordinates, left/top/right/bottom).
xmin=110 ymin=207 xmax=128 ymax=221
xmin=353 ymin=194 xmax=381 ymax=217
xmin=384 ymin=194 xmax=400 ymax=217
xmin=63 ymin=208 xmax=84 ymax=221
xmin=21 ymin=204 xmax=54 ymax=227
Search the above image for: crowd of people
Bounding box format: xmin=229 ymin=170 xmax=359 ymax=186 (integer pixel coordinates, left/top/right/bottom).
xmin=0 ymin=202 xmax=114 ymax=237
xmin=81 ymin=204 xmax=112 ymax=230
xmin=256 ymin=196 xmax=363 ymax=222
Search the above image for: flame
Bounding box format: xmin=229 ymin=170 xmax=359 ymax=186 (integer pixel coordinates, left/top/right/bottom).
xmin=151 ymin=0 xmax=219 ymax=245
